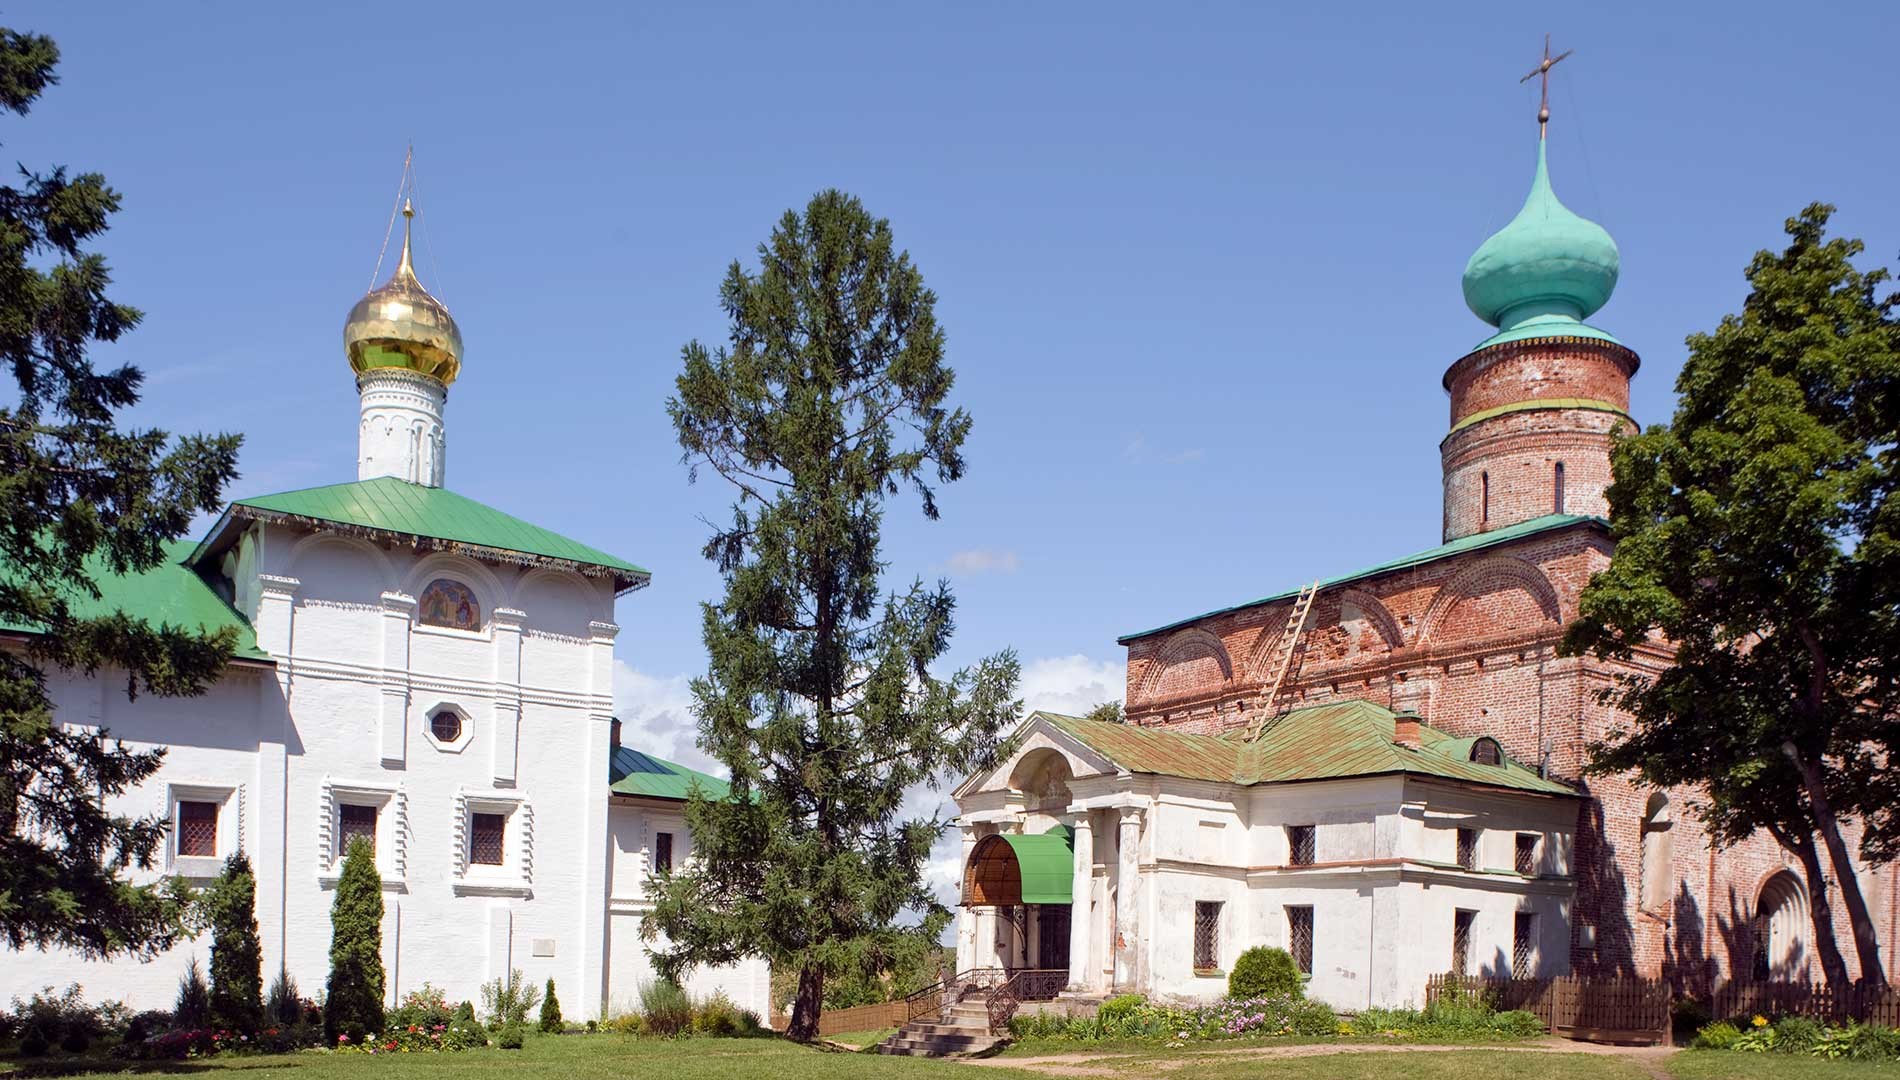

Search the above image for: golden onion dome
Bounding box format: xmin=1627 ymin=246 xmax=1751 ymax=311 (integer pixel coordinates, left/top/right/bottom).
xmin=344 ymin=200 xmax=463 ymax=385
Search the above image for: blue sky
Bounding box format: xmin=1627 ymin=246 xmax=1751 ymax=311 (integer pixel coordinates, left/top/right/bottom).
xmin=11 ymin=2 xmax=1897 ymax=784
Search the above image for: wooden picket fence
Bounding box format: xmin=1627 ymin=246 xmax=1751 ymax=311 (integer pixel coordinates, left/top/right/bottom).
xmin=1425 ymin=973 xmax=1671 ymax=1044
xmin=1706 ymin=980 xmax=1900 ymax=1027
xmin=769 ymin=994 xmax=930 ymax=1036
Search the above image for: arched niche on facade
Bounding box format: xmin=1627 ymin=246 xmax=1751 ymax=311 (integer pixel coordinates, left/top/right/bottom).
xmin=1754 ymin=870 xmax=1810 ymax=980
xmin=1639 ymin=792 xmax=1673 ymax=913
xmin=1008 ymin=747 xmax=1074 ymax=813
xmin=401 ymin=553 xmax=507 ymax=630
xmin=1415 ymin=556 xmax=1562 ymax=650
xmin=1142 ymin=627 xmax=1233 ymax=699
xmin=286 ymin=533 xmax=397 ymax=607
xmin=513 ymin=567 xmax=606 ymax=639
xmin=1314 ymin=588 xmax=1406 ymax=662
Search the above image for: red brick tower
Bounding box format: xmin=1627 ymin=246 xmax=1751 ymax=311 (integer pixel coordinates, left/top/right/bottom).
xmin=1442 ymin=135 xmax=1638 ymax=541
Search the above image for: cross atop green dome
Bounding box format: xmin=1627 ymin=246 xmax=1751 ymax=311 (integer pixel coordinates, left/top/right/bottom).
xmin=1461 ymin=138 xmax=1620 ymax=350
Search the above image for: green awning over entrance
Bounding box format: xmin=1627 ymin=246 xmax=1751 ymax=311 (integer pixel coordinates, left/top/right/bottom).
xmin=963 ymin=825 xmax=1075 ymax=906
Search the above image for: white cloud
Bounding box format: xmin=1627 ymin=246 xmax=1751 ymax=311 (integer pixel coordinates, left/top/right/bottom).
xmin=944 ymin=548 xmax=1022 ymax=575
xmin=1123 ymin=432 xmax=1204 ymax=466
xmin=611 ymin=650 xmax=1128 ymax=925
xmin=1019 ymin=653 xmax=1124 ymax=717
xmin=611 ymin=660 xmax=724 ymax=778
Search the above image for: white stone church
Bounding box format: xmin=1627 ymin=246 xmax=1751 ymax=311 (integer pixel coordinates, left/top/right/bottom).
xmin=0 ymin=204 xmax=770 ymax=1019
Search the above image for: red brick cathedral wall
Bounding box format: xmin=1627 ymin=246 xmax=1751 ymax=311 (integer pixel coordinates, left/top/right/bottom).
xmin=1117 ymin=331 xmax=1896 ymax=986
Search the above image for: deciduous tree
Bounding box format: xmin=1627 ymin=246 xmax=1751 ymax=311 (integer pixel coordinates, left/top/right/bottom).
xmin=1565 ymin=203 xmax=1896 ymax=987
xmin=650 ymin=190 xmax=1019 ymax=1041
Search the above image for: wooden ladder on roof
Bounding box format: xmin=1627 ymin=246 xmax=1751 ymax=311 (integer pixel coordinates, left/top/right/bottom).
xmin=1242 ymin=581 xmax=1319 ymax=741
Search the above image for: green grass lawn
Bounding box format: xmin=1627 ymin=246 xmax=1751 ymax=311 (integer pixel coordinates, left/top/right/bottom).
xmin=823 ymin=1028 xmax=897 ymax=1049
xmin=3 ymin=1032 xmax=1894 ymax=1080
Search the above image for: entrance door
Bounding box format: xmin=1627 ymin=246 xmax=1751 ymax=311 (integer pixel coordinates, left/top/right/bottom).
xmin=1037 ymin=904 xmax=1071 ymax=971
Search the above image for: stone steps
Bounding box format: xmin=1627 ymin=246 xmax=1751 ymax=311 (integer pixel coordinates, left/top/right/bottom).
xmin=876 ymin=1005 xmax=1005 ymax=1058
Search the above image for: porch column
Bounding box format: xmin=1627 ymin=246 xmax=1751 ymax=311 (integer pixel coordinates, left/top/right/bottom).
xmin=955 ymin=831 xmax=978 ymax=971
xmin=1113 ymin=806 xmax=1141 ymax=991
xmin=1067 ymin=813 xmax=1094 ymax=990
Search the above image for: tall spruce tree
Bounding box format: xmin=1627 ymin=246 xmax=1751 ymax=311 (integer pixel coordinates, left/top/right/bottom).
xmin=324 ymin=838 xmax=385 ymax=1040
xmin=649 ymin=190 xmax=1019 ymax=1041
xmin=206 ymin=853 xmax=263 ymax=1032
xmin=1564 ymin=203 xmax=1896 ymax=987
xmin=0 ymin=29 xmax=241 ymax=958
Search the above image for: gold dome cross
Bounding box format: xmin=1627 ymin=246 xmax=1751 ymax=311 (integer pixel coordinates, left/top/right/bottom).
xmin=1519 ymin=33 xmax=1573 ymax=139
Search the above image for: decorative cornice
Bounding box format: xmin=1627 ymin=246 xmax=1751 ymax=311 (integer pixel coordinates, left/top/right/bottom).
xmin=1445 ymin=397 xmax=1633 ymax=438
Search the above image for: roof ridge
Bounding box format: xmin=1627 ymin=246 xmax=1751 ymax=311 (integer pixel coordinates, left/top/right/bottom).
xmin=1117 ymin=513 xmax=1606 ymax=644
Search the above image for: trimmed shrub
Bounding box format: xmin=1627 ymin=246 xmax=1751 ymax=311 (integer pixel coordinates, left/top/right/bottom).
xmin=324 ymin=838 xmax=385 ymax=1042
xmin=175 ymin=958 xmax=211 ymax=1029
xmin=19 ymin=1022 xmax=50 ymax=1057
xmin=495 ymin=1022 xmax=527 ymax=1050
xmin=1229 ymin=947 xmax=1303 ymax=1000
xmin=58 ymin=1027 xmax=90 ymax=1053
xmin=450 ymin=1000 xmax=484 ymax=1036
xmin=539 ymin=978 xmax=563 ymax=1033
xmin=207 ymin=853 xmax=265 ymax=1033
xmin=639 ymin=979 xmax=693 ymax=1037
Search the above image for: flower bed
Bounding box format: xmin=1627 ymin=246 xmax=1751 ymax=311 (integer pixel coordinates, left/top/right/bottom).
xmin=1694 ymin=1014 xmax=1900 ymax=1061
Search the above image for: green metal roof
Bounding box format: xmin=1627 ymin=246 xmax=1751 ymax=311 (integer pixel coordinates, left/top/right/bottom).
xmin=1003 ymin=825 xmax=1075 ymax=905
xmin=204 ymin=476 xmax=648 ymax=593
xmin=608 ymin=745 xmax=731 ymax=801
xmin=0 ymin=540 xmax=269 ymax=662
xmin=1038 ymin=701 xmax=1576 ymax=797
xmin=1117 ymin=513 xmax=1603 ymax=644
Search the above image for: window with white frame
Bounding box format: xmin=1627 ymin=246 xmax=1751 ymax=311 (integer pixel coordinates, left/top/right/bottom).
xmin=167 ymin=783 xmax=241 ymax=876
xmin=453 ymin=790 xmax=532 ymax=897
xmin=319 ymin=780 xmax=405 ymax=886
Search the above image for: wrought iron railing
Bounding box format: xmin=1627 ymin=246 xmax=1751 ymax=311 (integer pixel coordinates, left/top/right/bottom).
xmin=984 ymin=968 xmax=1068 ymax=1035
xmin=901 ymin=967 xmax=1006 ymax=1024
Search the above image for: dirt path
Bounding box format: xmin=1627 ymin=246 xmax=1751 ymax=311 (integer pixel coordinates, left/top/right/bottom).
xmin=961 ymin=1039 xmax=1677 ymax=1080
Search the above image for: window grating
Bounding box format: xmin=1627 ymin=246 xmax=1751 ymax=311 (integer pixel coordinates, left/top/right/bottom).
xmin=338 ymin=803 xmax=377 ymax=858
xmin=1194 ymin=902 xmax=1221 ymax=971
xmin=1452 ymin=909 xmax=1475 ymax=975
xmin=654 ymin=831 xmax=674 ymax=873
xmin=1287 ymin=906 xmax=1314 ymax=975
xmin=430 ymin=709 xmax=463 ymax=743
xmin=1287 ymin=825 xmax=1316 ymax=867
xmin=1515 ymin=833 xmax=1538 ymax=875
xmin=178 ymin=800 xmax=218 ymax=857
xmin=1513 ymin=912 xmax=1535 ymax=975
xmin=1456 ymin=828 xmax=1478 ymax=870
xmin=470 ymin=812 xmax=506 ymax=865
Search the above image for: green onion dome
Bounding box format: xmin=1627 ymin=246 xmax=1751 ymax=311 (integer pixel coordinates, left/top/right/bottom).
xmin=1462 ymin=139 xmax=1619 ymax=348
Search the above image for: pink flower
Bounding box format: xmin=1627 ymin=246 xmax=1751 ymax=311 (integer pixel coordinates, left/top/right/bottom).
xmin=338 ymin=1034 xmax=351 ymax=1044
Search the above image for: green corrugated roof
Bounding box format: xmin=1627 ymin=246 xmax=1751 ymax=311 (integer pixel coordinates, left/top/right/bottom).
xmin=0 ymin=540 xmax=269 ymax=662
xmin=210 ymin=477 xmax=648 ymax=592
xmin=608 ymin=745 xmax=731 ymax=801
xmin=1003 ymin=825 xmax=1075 ymax=904
xmin=1038 ymin=701 xmax=1575 ymax=796
xmin=1117 ymin=513 xmax=1603 ymax=644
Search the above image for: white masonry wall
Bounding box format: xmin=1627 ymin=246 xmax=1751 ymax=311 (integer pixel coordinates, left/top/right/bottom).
xmin=603 ymin=800 xmax=772 ymax=1020
xmin=0 ymin=516 xmax=731 ymax=1023
xmin=954 ymin=722 xmax=1580 ymax=1012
